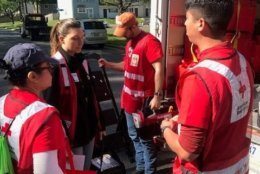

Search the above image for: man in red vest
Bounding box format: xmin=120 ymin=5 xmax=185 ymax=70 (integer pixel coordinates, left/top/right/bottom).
xmin=99 ymin=12 xmax=163 ymax=174
xmin=161 ymin=0 xmax=254 ymax=173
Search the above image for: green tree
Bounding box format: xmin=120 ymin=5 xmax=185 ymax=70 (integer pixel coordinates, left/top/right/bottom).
xmin=100 ymin=0 xmax=150 ymax=14
xmin=0 ymin=0 xmax=20 ymax=24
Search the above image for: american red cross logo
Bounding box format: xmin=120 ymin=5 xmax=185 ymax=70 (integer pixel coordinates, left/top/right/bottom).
xmin=0 ymin=123 xmax=12 ymax=136
xmin=239 ymin=81 xmax=246 ymax=98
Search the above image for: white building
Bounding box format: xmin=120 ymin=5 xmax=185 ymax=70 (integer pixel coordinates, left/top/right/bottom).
xmin=57 ymin=0 xmax=151 ymax=20
xmin=99 ymin=0 xmax=151 ymax=19
xmin=57 ymin=0 xmax=100 ymax=20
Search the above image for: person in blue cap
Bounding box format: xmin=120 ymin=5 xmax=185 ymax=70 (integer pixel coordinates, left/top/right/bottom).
xmin=0 ymin=43 xmax=67 ymax=173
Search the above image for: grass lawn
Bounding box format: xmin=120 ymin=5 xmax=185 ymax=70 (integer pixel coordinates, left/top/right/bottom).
xmin=106 ymin=27 xmax=126 ymax=47
xmin=48 ymin=19 xmax=58 ymax=27
xmin=107 ymin=33 xmax=126 ymax=47
xmin=0 ymin=21 xmax=22 ymax=30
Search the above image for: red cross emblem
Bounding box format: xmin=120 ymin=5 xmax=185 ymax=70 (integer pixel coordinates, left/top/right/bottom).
xmin=239 ymin=81 xmax=246 ymax=98
xmin=0 ymin=123 xmax=12 ymax=136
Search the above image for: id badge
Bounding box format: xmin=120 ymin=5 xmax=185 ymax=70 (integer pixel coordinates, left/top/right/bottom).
xmin=130 ymin=54 xmax=139 ymax=67
xmin=71 ymin=73 xmax=79 ymax=82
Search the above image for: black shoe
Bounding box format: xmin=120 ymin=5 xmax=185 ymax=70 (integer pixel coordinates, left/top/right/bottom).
xmin=136 ymin=171 xmax=144 ymax=174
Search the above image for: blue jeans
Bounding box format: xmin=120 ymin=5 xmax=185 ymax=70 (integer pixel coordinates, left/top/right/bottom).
xmin=125 ymin=112 xmax=157 ymax=174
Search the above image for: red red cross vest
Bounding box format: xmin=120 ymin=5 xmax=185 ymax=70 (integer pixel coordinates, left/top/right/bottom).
xmin=0 ymin=93 xmax=62 ymax=172
xmin=175 ymin=52 xmax=254 ymax=173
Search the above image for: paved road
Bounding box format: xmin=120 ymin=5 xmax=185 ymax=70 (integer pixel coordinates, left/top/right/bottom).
xmin=0 ymin=28 xmax=173 ymax=174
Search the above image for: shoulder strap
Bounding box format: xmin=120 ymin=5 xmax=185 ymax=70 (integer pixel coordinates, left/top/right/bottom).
xmin=3 ymin=117 xmax=16 ymax=138
xmin=0 ymin=95 xmax=17 ymax=138
xmin=53 ymin=51 xmax=71 ymax=87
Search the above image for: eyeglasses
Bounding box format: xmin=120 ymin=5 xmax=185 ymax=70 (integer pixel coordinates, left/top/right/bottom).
xmin=33 ymin=65 xmax=54 ymax=74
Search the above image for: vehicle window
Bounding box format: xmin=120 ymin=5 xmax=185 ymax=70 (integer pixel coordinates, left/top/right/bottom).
xmin=83 ymin=21 xmax=105 ymax=29
xmin=27 ymin=16 xmax=44 ymax=21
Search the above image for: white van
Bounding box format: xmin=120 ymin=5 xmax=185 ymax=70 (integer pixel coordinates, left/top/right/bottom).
xmin=77 ymin=20 xmax=107 ymax=48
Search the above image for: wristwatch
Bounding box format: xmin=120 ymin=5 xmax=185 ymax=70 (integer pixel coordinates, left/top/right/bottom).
xmin=154 ymin=91 xmax=162 ymax=97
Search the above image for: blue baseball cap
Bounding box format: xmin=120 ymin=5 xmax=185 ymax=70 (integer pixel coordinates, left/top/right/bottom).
xmin=3 ymin=43 xmax=52 ymax=70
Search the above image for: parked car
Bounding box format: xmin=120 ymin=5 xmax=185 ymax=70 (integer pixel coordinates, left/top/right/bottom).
xmin=77 ymin=20 xmax=107 ymax=48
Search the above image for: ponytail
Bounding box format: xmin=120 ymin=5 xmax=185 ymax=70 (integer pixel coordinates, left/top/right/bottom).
xmin=50 ymin=22 xmax=60 ymax=56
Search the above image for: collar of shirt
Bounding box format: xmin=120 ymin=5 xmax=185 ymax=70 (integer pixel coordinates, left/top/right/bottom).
xmin=196 ymin=41 xmax=236 ymax=61
xmin=132 ymin=30 xmax=146 ymax=41
xmin=5 ymin=89 xmax=42 ymax=117
xmin=58 ymin=47 xmax=83 ymax=72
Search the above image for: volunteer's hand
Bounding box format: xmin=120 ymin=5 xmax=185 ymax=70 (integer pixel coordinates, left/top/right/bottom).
xmin=149 ymin=95 xmax=161 ymax=110
xmin=99 ymin=131 xmax=106 ymax=141
xmin=98 ymin=58 xmax=108 ymax=68
xmin=161 ymin=118 xmax=173 ymax=129
xmin=161 ymin=116 xmax=178 ymax=132
xmin=170 ymin=115 xmax=178 ymax=122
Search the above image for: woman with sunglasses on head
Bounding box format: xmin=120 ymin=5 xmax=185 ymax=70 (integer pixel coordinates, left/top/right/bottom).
xmin=44 ymin=18 xmax=100 ymax=170
xmin=0 ymin=43 xmax=67 ymax=173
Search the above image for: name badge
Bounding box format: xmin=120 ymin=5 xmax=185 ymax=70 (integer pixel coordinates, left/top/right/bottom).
xmin=71 ymin=73 xmax=79 ymax=82
xmin=130 ymin=54 xmax=139 ymax=67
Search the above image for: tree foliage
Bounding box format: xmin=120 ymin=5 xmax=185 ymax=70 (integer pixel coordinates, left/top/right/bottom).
xmin=100 ymin=0 xmax=150 ymax=14
xmin=0 ymin=0 xmax=20 ymax=23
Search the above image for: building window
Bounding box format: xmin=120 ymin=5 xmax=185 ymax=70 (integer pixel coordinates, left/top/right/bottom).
xmin=44 ymin=4 xmax=49 ymax=9
xmin=86 ymin=8 xmax=94 ymax=18
xmin=108 ymin=8 xmax=118 ymax=13
xmin=134 ymin=8 xmax=138 ymax=17
xmin=77 ymin=5 xmax=87 ymax=13
xmin=145 ymin=8 xmax=149 ymax=17
xmin=128 ymin=8 xmax=133 ymax=12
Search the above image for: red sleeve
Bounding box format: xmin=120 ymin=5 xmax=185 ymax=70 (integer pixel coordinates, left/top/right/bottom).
xmin=146 ymin=36 xmax=163 ymax=63
xmin=179 ymin=125 xmax=206 ymax=154
xmin=178 ymin=74 xmax=212 ymax=129
xmin=32 ymin=114 xmax=65 ymax=153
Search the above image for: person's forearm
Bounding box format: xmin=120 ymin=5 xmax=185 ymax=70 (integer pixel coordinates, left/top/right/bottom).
xmin=163 ymin=128 xmax=180 ymax=153
xmin=153 ymin=61 xmax=163 ymax=93
xmin=163 ymin=128 xmax=199 ymax=161
xmin=106 ymin=61 xmax=124 ymax=71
